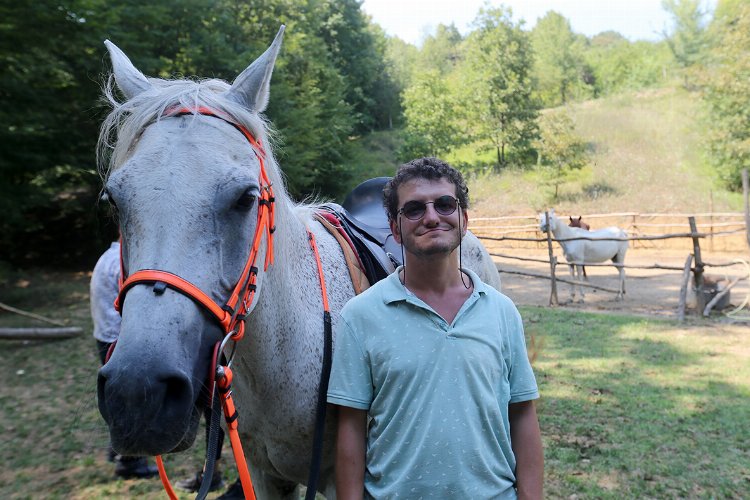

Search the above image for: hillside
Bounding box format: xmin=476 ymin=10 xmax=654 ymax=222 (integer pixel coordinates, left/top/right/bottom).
xmin=468 ymin=85 xmax=744 ymax=218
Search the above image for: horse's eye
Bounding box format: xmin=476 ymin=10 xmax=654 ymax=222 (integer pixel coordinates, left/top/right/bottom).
xmin=236 ymin=190 xmax=257 ymax=210
xmin=101 ymin=189 xmax=117 ymax=209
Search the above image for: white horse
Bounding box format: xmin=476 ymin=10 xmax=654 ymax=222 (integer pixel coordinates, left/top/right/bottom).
xmin=539 ymin=209 xmax=628 ymax=302
xmin=96 ymin=27 xmax=501 ymax=499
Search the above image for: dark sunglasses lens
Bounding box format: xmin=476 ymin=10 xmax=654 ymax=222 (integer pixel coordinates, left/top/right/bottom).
xmin=434 ymin=196 xmax=458 ymax=215
xmin=402 ymin=201 xmax=426 ymax=220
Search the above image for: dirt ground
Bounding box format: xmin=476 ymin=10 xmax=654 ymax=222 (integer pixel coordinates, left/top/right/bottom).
xmin=493 ymin=248 xmax=750 ymax=320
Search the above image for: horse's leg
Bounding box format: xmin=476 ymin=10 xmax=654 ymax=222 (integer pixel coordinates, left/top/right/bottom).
xmin=568 ymin=263 xmax=577 ymax=302
xmin=248 ymin=466 xmax=300 ymax=500
xmin=612 ymin=257 xmax=625 ymax=301
xmin=576 ymin=265 xmax=585 ymax=302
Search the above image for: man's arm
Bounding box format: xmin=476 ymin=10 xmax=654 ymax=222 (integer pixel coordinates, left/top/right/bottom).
xmin=335 ymin=405 xmax=367 ymax=500
xmin=509 ymin=400 xmax=543 ymax=500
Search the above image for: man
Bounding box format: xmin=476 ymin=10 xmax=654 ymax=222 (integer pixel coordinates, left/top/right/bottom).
xmin=327 ymin=157 xmax=543 ymax=499
xmin=91 ymin=241 xmax=159 ymax=479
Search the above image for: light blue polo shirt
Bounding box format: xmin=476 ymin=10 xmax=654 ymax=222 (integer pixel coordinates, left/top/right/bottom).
xmin=327 ymin=267 xmax=538 ymax=499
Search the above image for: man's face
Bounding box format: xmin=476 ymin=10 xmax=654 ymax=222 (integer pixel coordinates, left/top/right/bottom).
xmin=390 ymin=177 xmax=468 ymax=259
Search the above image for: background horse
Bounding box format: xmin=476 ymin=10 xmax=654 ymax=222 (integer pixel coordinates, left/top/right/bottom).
xmin=540 ymin=210 xmax=628 ymax=302
xmin=568 ymin=216 xmax=590 ymax=278
xmin=96 ymin=27 xmax=501 ymax=499
xmin=568 ymin=216 xmax=590 ymax=231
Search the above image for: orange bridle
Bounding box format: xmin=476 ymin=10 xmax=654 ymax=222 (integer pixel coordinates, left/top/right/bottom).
xmin=113 ymin=107 xmax=277 ymax=500
xmin=114 ymin=107 xmax=276 ymax=343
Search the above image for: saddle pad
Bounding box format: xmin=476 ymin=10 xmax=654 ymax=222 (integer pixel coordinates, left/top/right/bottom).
xmin=314 ymin=213 xmax=370 ymax=295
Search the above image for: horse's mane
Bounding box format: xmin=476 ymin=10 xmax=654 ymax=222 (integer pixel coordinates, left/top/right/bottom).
xmin=97 ymin=74 xmax=328 ymax=277
xmin=96 ymin=74 xmax=316 ymax=213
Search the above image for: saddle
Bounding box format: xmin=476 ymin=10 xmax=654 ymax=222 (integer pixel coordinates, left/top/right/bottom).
xmin=316 ymin=177 xmax=402 ymax=291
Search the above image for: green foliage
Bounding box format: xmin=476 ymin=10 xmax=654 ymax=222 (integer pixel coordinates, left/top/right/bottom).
xmin=462 ymin=7 xmax=538 ymax=168
xmin=584 ymin=35 xmax=675 ymax=96
xmin=400 ymin=70 xmax=462 ymax=159
xmin=534 ymin=110 xmax=589 ymax=200
xmin=531 ymin=12 xmax=593 ymax=106
xmin=699 ymin=1 xmax=750 ymax=190
xmin=0 ymin=0 xmax=115 ymax=266
xmin=416 ymin=23 xmax=464 ymax=75
xmin=0 ymin=0 xmax=400 ymax=267
xmin=661 ymin=0 xmax=709 ymax=72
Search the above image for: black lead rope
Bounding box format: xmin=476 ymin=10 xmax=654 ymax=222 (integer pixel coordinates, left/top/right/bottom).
xmin=305 ymin=310 xmax=333 ymax=500
xmin=196 ymin=388 xmax=222 ymax=500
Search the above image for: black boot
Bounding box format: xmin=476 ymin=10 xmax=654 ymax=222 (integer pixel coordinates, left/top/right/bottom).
xmin=175 ymin=467 xmax=225 ymax=492
xmin=216 ymin=479 xmax=245 ymax=499
xmin=114 ymin=456 xmax=159 ymax=479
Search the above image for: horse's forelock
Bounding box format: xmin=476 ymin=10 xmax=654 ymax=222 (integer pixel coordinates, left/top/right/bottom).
xmin=97 ymin=75 xmax=282 ymax=188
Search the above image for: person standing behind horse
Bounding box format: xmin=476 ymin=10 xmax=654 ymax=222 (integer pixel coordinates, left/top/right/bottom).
xmin=91 ymin=241 xmax=159 ymax=479
xmin=327 ymin=157 xmax=543 ymax=499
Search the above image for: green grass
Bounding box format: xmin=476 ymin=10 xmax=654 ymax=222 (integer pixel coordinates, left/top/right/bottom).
xmin=1 ymin=272 xmax=748 ymax=498
xmin=523 ymin=306 xmax=750 ymax=498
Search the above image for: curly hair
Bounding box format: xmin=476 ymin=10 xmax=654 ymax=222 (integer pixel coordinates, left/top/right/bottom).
xmin=383 ymin=157 xmax=469 ymax=221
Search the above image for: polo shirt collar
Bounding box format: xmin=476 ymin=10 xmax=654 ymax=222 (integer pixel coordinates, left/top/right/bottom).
xmin=383 ymin=266 xmax=488 ymax=305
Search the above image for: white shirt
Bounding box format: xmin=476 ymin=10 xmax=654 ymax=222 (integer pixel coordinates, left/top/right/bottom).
xmin=90 ymin=242 xmax=121 ymax=343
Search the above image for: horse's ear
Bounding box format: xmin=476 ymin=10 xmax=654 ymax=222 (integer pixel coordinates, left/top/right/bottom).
xmin=569 ymin=216 xmax=574 ymax=223
xmin=104 ymin=40 xmax=152 ymax=100
xmin=226 ymin=25 xmax=285 ymax=112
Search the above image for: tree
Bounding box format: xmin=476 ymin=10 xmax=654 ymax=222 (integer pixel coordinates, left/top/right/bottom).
xmin=584 ymin=33 xmax=674 ymax=96
xmin=400 ymin=70 xmax=461 ymax=158
xmin=531 ymin=11 xmax=590 ymax=106
xmin=462 ymin=7 xmax=538 ymax=168
xmin=699 ymin=1 xmax=750 ymax=190
xmin=661 ymin=0 xmax=709 ymax=86
xmin=417 ymin=23 xmax=464 ymax=75
xmin=534 ymin=110 xmax=588 ymax=200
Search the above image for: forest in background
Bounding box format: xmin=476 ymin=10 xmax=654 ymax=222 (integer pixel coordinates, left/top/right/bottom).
xmin=1 ymin=0 xmax=748 ymax=267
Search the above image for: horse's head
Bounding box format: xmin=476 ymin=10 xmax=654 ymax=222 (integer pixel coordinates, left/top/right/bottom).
xmin=569 ymin=215 xmax=590 ymax=231
xmin=539 ymin=209 xmax=557 ymax=233
xmin=96 ymin=27 xmax=285 ymax=455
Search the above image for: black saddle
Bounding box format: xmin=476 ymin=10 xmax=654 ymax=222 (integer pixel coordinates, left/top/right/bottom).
xmin=319 ymin=177 xmax=402 ymax=285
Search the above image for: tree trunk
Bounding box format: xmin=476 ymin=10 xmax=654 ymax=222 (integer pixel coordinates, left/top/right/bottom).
xmin=0 ymin=327 xmax=83 ymax=339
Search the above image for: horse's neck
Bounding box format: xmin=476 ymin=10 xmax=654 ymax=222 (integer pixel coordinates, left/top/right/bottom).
xmin=551 ymin=218 xmax=576 ymax=240
xmin=263 ymin=202 xmax=314 ymax=302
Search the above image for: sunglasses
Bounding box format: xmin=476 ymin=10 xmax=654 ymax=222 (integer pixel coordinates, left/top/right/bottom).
xmin=398 ymin=195 xmax=460 ymax=220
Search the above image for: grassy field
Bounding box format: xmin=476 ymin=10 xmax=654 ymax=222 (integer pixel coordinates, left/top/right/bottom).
xmin=1 ymin=271 xmax=748 ymax=499
xmin=462 ymin=86 xmax=745 ymax=217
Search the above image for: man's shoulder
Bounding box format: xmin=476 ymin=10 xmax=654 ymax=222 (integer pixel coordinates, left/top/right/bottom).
xmin=341 ymin=274 xmax=395 ymax=315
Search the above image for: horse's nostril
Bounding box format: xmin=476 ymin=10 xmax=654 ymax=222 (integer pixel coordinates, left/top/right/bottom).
xmin=161 ymin=374 xmax=194 ymax=410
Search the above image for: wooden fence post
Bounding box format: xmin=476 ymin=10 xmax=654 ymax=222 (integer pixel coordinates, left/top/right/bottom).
xmin=545 ymin=211 xmax=559 ymax=306
xmin=709 ymin=190 xmax=714 ymax=252
xmin=689 ymin=216 xmax=706 ymax=312
xmin=677 ymin=254 xmax=693 ymax=322
xmin=743 ymin=168 xmax=749 ymax=251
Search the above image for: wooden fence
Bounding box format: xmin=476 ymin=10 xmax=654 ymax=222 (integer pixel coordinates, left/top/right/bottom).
xmin=469 ymin=212 xmax=748 ymax=253
xmin=471 ymin=213 xmax=750 ymax=319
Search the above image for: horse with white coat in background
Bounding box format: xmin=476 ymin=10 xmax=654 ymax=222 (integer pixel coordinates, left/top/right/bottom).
xmin=540 ymin=210 xmax=628 ymax=302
